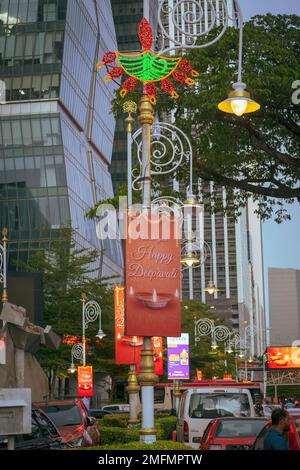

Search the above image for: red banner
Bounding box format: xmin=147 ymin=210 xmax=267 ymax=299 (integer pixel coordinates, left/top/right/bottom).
xmin=125 ymin=213 xmax=181 ymax=337
xmin=77 ymin=366 xmax=93 ymax=397
xmin=268 ymin=347 xmax=300 ymax=369
xmin=114 ymin=286 xmax=163 ymax=375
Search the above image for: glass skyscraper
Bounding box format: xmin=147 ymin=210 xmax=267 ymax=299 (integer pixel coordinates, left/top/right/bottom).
xmin=0 ymin=0 xmax=123 ymax=277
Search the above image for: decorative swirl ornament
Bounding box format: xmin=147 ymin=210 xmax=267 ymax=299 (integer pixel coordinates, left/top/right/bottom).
xmin=213 ymin=325 xmax=230 ymax=342
xmin=123 ymin=100 xmax=137 ymax=116
xmin=71 ymin=343 xmax=83 ymax=362
xmin=195 ymin=318 xmax=214 ymax=339
xmin=84 ymin=301 xmax=101 ymax=328
xmin=132 ymin=121 xmax=192 ymax=178
xmin=158 ymin=0 xmax=241 ymax=55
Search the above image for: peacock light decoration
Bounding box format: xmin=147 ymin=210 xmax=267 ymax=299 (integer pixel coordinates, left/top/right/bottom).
xmin=97 ymin=17 xmax=199 ymax=103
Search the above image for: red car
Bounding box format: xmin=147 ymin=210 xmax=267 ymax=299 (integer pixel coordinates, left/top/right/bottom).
xmin=34 ymin=399 xmax=100 ymax=447
xmin=200 ymin=417 xmax=269 ymax=450
xmin=253 ymin=414 xmax=300 ymax=450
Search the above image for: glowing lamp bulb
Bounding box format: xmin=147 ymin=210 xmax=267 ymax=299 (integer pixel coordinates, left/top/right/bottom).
xmin=230 ymin=99 xmax=248 ymax=116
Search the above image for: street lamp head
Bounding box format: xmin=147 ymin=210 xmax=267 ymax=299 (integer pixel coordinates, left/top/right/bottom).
xmin=218 ymin=82 xmax=260 ymax=117
xmin=96 ymin=329 xmax=106 ymax=340
xmin=180 ymin=251 xmax=199 ymax=268
xmin=68 ymin=362 xmax=77 ymax=374
xmin=204 ymin=281 xmax=219 ymax=295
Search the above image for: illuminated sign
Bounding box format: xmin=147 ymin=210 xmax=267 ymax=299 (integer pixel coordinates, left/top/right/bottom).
xmin=167 ymin=334 xmax=189 ymax=380
xmin=268 ymin=347 xmax=300 ymax=369
xmin=78 ymin=366 xmax=93 ymax=397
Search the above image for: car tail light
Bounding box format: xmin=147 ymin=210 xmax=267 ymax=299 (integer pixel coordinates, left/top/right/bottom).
xmin=183 ymin=421 xmax=189 ymax=442
xmin=209 ymin=444 xmax=222 ymax=450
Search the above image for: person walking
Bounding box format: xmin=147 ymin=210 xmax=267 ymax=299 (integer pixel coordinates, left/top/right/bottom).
xmin=264 ymin=409 xmax=290 ymax=450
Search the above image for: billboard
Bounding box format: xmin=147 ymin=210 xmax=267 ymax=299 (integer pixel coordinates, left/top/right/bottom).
xmin=114 ymin=286 xmax=163 ymax=375
xmin=167 ymin=334 xmax=189 ymax=380
xmin=77 ymin=366 xmax=93 ymax=397
xmin=268 ymin=347 xmax=300 ymax=369
xmin=125 ymin=213 xmax=181 ymax=337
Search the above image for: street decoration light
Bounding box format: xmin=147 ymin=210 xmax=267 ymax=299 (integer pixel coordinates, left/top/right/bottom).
xmin=218 ymin=82 xmax=260 ymax=116
xmin=81 ymin=294 xmax=105 ymax=367
xmin=97 ymin=17 xmax=198 ymax=103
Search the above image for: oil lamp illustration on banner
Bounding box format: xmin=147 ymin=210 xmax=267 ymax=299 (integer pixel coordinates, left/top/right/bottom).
xmin=130 ymin=286 xmax=179 ymax=310
xmin=97 ymin=17 xmax=199 ymax=103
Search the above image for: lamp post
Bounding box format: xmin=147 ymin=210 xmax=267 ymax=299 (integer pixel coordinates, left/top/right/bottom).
xmin=0 ymin=227 xmax=8 ymax=303
xmin=81 ymin=294 xmax=105 ymax=367
xmin=114 ymin=0 xmax=260 ymax=444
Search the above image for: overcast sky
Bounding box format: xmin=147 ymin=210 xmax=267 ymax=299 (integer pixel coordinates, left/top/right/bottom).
xmin=240 ymin=0 xmax=300 ymax=19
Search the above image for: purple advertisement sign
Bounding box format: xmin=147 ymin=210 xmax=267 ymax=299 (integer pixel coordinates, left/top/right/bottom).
xmin=167 ymin=333 xmax=190 ymax=380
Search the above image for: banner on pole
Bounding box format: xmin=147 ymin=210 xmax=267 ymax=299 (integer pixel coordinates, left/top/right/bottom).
xmin=114 ymin=286 xmax=163 ymax=375
xmin=77 ymin=366 xmax=93 ymax=397
xmin=167 ymin=334 xmax=189 ymax=380
xmin=125 ymin=213 xmax=181 ymax=337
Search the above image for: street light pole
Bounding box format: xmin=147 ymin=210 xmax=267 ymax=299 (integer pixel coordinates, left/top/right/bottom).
xmin=138 ymin=95 xmax=157 ymax=444
xmin=81 ymin=293 xmax=87 ymax=366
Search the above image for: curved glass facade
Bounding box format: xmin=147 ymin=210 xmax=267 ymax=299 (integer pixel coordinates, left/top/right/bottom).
xmin=0 ymin=0 xmax=123 ymax=277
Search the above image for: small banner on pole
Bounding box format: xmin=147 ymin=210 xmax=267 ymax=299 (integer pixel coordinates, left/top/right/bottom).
xmin=167 ymin=334 xmax=190 ymax=380
xmin=114 ymin=286 xmax=163 ymax=375
xmin=78 ymin=366 xmax=93 ymax=397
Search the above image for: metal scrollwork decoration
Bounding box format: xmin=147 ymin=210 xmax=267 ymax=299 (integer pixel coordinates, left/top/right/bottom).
xmin=132 ymin=121 xmax=192 ymax=190
xmin=157 ymin=0 xmax=242 ymax=55
xmin=84 ymin=301 xmax=101 ymax=329
xmin=213 ymin=325 xmax=230 ymax=342
xmin=194 ymin=318 xmax=214 ymax=340
xmin=71 ymin=343 xmax=83 ymax=362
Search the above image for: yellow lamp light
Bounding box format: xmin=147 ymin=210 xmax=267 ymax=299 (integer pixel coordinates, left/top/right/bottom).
xmin=218 ymin=82 xmax=260 ymax=117
xmin=204 ymin=281 xmax=219 ymax=295
xmin=180 ymin=251 xmax=199 ymax=267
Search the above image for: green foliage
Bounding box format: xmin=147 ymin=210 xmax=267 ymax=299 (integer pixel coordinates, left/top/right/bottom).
xmin=75 ymin=440 xmax=194 ymax=450
xmin=156 ymin=417 xmax=177 ymax=440
xmin=100 ymin=415 xmax=129 ymax=428
xmin=99 ymin=426 xmax=140 ymax=445
xmin=178 ymin=300 xmax=237 ymax=379
xmin=17 ymin=228 xmax=125 ymax=379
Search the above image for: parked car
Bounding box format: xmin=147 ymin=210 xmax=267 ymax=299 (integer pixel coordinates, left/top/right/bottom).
xmin=199 ymin=417 xmax=268 ymax=450
xmin=176 ymin=386 xmax=257 ymax=447
xmin=0 ymin=408 xmax=66 ymax=450
xmin=34 ymin=399 xmax=100 ymax=447
xmin=89 ymin=409 xmax=114 ymax=419
xmin=253 ymin=415 xmax=300 ymax=450
xmin=101 ymin=404 xmax=130 ymax=415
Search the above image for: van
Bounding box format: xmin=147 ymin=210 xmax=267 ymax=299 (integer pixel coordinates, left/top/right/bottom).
xmin=176 ymin=387 xmax=256 ymax=448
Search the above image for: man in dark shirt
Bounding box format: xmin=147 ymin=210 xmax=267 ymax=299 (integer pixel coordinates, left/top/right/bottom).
xmin=264 ymin=408 xmax=290 ymax=450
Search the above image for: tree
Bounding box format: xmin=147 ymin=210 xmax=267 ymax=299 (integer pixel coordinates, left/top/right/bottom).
xmin=18 ymin=228 xmax=126 ymax=396
xmin=162 ymin=300 xmax=238 ymax=381
xmin=166 ymin=14 xmax=300 ymax=222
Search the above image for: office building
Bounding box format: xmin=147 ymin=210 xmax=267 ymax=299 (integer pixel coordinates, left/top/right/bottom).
xmin=0 ymin=0 xmax=123 ymax=277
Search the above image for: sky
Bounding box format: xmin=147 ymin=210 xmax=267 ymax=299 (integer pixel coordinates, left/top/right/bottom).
xmin=239 ymin=0 xmax=300 ymax=330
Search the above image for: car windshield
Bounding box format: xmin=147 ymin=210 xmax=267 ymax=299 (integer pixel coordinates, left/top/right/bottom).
xmin=189 ymin=393 xmax=251 ymax=419
xmin=215 ymin=419 xmax=267 ymax=438
xmin=42 ymin=405 xmax=82 ymax=427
